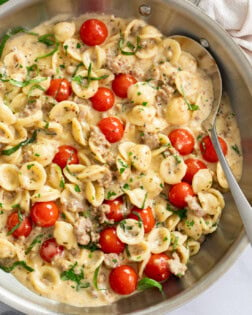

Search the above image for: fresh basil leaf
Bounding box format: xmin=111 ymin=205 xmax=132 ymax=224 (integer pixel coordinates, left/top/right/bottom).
xmin=35 ymin=42 xmax=59 ymax=61
xmin=0 ymin=0 xmax=9 ymax=5
xmin=38 ymin=33 xmax=55 ymax=47
xmin=7 ymin=209 xmax=23 ymax=235
xmin=78 ymin=242 xmax=99 ymax=252
xmin=180 ymin=85 xmax=199 ymax=111
xmin=0 ymin=261 xmax=34 ymax=273
xmin=25 ymin=234 xmax=43 ymax=254
xmin=60 ymin=262 xmax=90 ymax=291
xmin=93 ymin=265 xmax=100 ymax=290
xmin=137 ymin=277 xmax=163 ymax=292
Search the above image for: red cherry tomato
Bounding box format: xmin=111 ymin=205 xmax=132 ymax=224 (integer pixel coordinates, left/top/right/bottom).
xmin=104 ymin=197 xmax=124 ymax=222
xmin=109 ymin=265 xmax=138 ymax=295
xmin=183 ymin=158 xmax=207 ymax=183
xmin=31 ymin=202 xmax=59 ymax=227
xmin=98 ymin=117 xmax=124 ymax=143
xmin=53 ymin=145 xmax=79 ymax=169
xmin=46 ymin=79 xmax=72 ymax=102
xmin=80 ymin=19 xmax=108 ymax=46
xmin=169 ymin=128 xmax=195 ymax=155
xmin=128 ymin=206 xmax=155 ymax=233
xmin=200 ymin=135 xmax=228 ymax=163
xmin=99 ymin=227 xmax=125 ymax=254
xmin=168 ymin=182 xmax=194 ymax=208
xmin=40 ymin=238 xmax=64 ymax=263
xmin=7 ymin=212 xmax=32 ymax=238
xmin=144 ymin=253 xmax=170 ymax=282
xmin=90 ymin=87 xmax=115 ymax=112
xmin=112 ymin=74 xmax=137 ymax=98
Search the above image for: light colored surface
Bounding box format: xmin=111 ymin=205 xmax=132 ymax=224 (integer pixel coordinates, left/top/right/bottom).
xmin=1 ymin=245 xmax=252 ymax=314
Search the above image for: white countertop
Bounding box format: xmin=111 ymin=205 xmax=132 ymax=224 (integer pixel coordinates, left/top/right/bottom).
xmin=1 ymin=245 xmax=252 ymax=314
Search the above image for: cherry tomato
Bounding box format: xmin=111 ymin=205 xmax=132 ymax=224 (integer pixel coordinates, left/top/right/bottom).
xmin=7 ymin=212 xmax=32 ymax=238
xmin=90 ymin=87 xmax=115 ymax=112
xmin=200 ymin=135 xmax=228 ymax=163
xmin=40 ymin=238 xmax=64 ymax=263
xmin=128 ymin=206 xmax=155 ymax=233
xmin=46 ymin=79 xmax=72 ymax=102
xmin=53 ymin=145 xmax=79 ymax=169
xmin=144 ymin=253 xmax=170 ymax=282
xmin=80 ymin=19 xmax=108 ymax=46
xmin=104 ymin=197 xmax=124 ymax=222
xmin=183 ymin=158 xmax=207 ymax=183
xmin=109 ymin=265 xmax=138 ymax=295
xmin=168 ymin=182 xmax=194 ymax=208
xmin=112 ymin=74 xmax=137 ymax=98
xmin=99 ymin=227 xmax=125 ymax=254
xmin=98 ymin=117 xmax=124 ymax=143
xmin=31 ymin=202 xmax=59 ymax=227
xmin=169 ymin=128 xmax=195 ymax=155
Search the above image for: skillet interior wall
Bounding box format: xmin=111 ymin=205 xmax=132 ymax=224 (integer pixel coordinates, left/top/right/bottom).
xmin=0 ymin=0 xmax=251 ymax=314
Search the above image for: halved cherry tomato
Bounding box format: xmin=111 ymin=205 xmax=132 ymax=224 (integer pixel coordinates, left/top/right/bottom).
xmin=40 ymin=238 xmax=64 ymax=263
xmin=144 ymin=253 xmax=170 ymax=282
xmin=109 ymin=265 xmax=138 ymax=295
xmin=112 ymin=74 xmax=137 ymax=98
xmin=183 ymin=158 xmax=207 ymax=183
xmin=128 ymin=206 xmax=155 ymax=233
xmin=169 ymin=128 xmax=195 ymax=155
xmin=200 ymin=135 xmax=228 ymax=163
xmin=168 ymin=182 xmax=194 ymax=208
xmin=46 ymin=79 xmax=72 ymax=102
xmin=80 ymin=19 xmax=108 ymax=46
xmin=104 ymin=197 xmax=124 ymax=222
xmin=98 ymin=117 xmax=124 ymax=143
xmin=31 ymin=202 xmax=59 ymax=227
xmin=53 ymin=145 xmax=79 ymax=169
xmin=99 ymin=227 xmax=125 ymax=254
xmin=90 ymin=87 xmax=115 ymax=112
xmin=7 ymin=212 xmax=32 ymax=238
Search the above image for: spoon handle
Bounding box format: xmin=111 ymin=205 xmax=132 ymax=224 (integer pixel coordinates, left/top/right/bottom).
xmin=211 ymin=127 xmax=252 ymax=244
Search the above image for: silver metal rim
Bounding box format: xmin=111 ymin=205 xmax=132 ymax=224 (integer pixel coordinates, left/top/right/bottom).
xmin=0 ymin=0 xmax=251 ymax=314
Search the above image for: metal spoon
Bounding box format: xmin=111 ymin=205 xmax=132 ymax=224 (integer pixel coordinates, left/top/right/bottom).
xmin=172 ymin=35 xmax=252 ymax=244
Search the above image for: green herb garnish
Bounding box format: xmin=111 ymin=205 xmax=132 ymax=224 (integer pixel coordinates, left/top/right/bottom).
xmin=38 ymin=33 xmax=55 ymax=46
xmin=180 ymin=85 xmax=199 ymax=111
xmin=166 ymin=204 xmax=187 ymax=219
xmin=0 ymin=0 xmax=9 ymax=5
xmin=231 ymin=144 xmax=241 ymax=156
xmin=118 ymin=158 xmax=128 ymax=174
xmin=119 ymin=34 xmax=142 ymax=55
xmin=0 ymin=75 xmax=46 ymax=88
xmin=141 ymin=192 xmax=148 ymax=209
xmin=0 ymin=261 xmax=34 ymax=273
xmin=27 ymin=164 xmax=35 ymax=170
xmin=60 ymin=262 xmax=90 ymax=291
xmin=25 ymin=234 xmax=43 ymax=254
xmin=7 ymin=208 xmax=23 ymax=236
xmin=106 ymin=191 xmax=116 ymax=200
xmin=137 ymin=277 xmax=163 ymax=292
xmin=74 ymin=184 xmax=81 ymax=192
xmin=78 ymin=242 xmax=99 ymax=252
xmin=35 ymin=41 xmax=59 ymax=61
xmin=93 ymin=265 xmax=100 ymax=290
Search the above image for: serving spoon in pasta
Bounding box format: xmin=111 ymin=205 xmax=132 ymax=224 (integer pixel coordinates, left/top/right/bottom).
xmin=173 ymin=35 xmax=252 ymax=244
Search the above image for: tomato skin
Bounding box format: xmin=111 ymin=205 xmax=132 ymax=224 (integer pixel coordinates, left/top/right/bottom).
xmin=168 ymin=182 xmax=194 ymax=208
xmin=109 ymin=265 xmax=138 ymax=295
xmin=90 ymin=87 xmax=115 ymax=112
xmin=53 ymin=145 xmax=79 ymax=169
xmin=144 ymin=254 xmax=170 ymax=282
xmin=98 ymin=117 xmax=124 ymax=143
xmin=112 ymin=74 xmax=137 ymax=98
xmin=169 ymin=128 xmax=195 ymax=155
xmin=46 ymin=79 xmax=72 ymax=102
xmin=128 ymin=206 xmax=155 ymax=233
xmin=183 ymin=158 xmax=207 ymax=183
xmin=31 ymin=202 xmax=59 ymax=227
xmin=7 ymin=212 xmax=32 ymax=238
xmin=99 ymin=227 xmax=125 ymax=254
xmin=200 ymin=135 xmax=228 ymax=163
xmin=40 ymin=238 xmax=64 ymax=263
xmin=104 ymin=197 xmax=124 ymax=222
xmin=80 ymin=19 xmax=108 ymax=46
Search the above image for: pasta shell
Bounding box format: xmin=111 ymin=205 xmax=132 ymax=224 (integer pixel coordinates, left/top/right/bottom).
xmin=125 ymin=188 xmax=148 ymax=209
xmin=80 ymin=249 xmax=104 ymax=272
xmin=71 ymin=70 xmax=98 ymax=99
xmin=54 ymin=22 xmax=76 ymax=42
xmin=127 ymin=105 xmax=156 ymax=126
xmin=162 ymin=38 xmax=181 ymax=64
xmin=187 ymin=239 xmax=200 ymax=256
xmin=4 ymin=51 xmax=27 ymax=81
xmin=78 ymin=165 xmax=108 ymax=182
xmin=0 ymin=189 xmax=22 ymax=210
xmin=60 ymin=184 xmax=85 ymax=212
xmin=127 ymin=82 xmax=156 ymax=106
xmin=53 ymin=221 xmax=77 ymax=250
xmin=85 ymin=182 xmax=104 ymax=207
xmin=0 ymin=164 xmax=19 ymax=191
xmin=49 ymin=101 xmax=79 ymax=124
xmin=63 ymin=164 xmax=84 ymax=185
xmin=0 ymin=101 xmax=16 ymax=124
xmin=82 ymin=46 xmax=106 ymax=69
xmin=216 ymin=162 xmax=229 ymax=189
xmin=153 ymin=197 xmax=172 ymax=222
xmin=118 ymin=141 xmax=135 ymax=162
xmin=175 ymin=71 xmax=199 ymax=102
xmin=31 ymin=185 xmax=61 ymax=202
xmin=128 ymin=241 xmax=150 ymax=262
xmin=160 ymin=155 xmax=187 ymax=184
xmin=9 ymin=93 xmax=27 ymax=113
xmin=20 ymin=190 xmax=30 ymax=213
xmin=30 ymin=267 xmax=60 ymax=294
xmin=192 ymin=169 xmax=212 ymax=193
xmin=0 ymin=123 xmax=14 ymax=143
xmin=129 ymin=144 xmax=152 ymax=171
xmin=18 ymin=110 xmax=43 ymax=127
xmin=19 ymin=161 xmax=47 ymax=190
xmin=177 ymin=51 xmax=197 ymax=72
xmin=22 ymin=77 xmax=50 ymax=97
xmin=147 ymin=227 xmax=170 ymax=254
xmin=166 ymin=96 xmax=191 ymax=125
xmin=140 ymin=117 xmax=168 ymax=133
xmin=0 ymin=238 xmax=17 ymax=259
xmin=117 ymin=218 xmax=144 ymax=245
xmin=63 ymin=38 xmax=83 ymax=61
xmin=72 ymin=117 xmax=89 ymax=146
xmin=48 ymin=163 xmax=65 ymax=190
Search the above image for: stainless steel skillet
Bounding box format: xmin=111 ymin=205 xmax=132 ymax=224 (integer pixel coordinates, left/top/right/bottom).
xmin=0 ymin=0 xmax=251 ymax=314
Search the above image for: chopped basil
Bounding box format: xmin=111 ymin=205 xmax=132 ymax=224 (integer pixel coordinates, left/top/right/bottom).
xmin=0 ymin=203 xmax=2 ymax=208
xmin=0 ymin=0 xmax=9 ymax=5
xmin=122 ymin=183 xmax=130 ymax=190
xmin=59 ymin=179 xmax=65 ymax=189
xmin=1 ymin=129 xmax=38 ymax=156
xmin=7 ymin=208 xmax=23 ymax=236
xmin=185 ymin=220 xmax=195 ymax=228
xmin=0 ymin=210 xmax=3 ymax=215
xmin=118 ymin=158 xmax=128 ymax=174
xmin=106 ymin=191 xmax=116 ymax=200
xmin=60 ymin=262 xmax=90 ymax=291
xmin=0 ymin=261 xmax=34 ymax=273
xmin=166 ymin=204 xmax=187 ymax=219
xmin=11 ymin=204 xmax=21 ymax=209
xmin=231 ymin=144 xmax=241 ymax=156
xmin=27 ymin=84 xmax=45 ymax=98
xmin=137 ymin=277 xmax=163 ymax=292
xmin=76 ymin=42 xmax=81 ymax=49
xmin=74 ymin=184 xmax=81 ymax=192
xmin=0 ymin=26 xmax=37 ymax=58
xmin=72 ymin=62 xmax=84 ymax=77
xmin=27 ymin=163 xmax=35 ymax=170
xmin=0 ymin=74 xmax=46 ymax=88
xmin=119 ymin=34 xmax=142 ymax=55
xmin=93 ymin=265 xmax=100 ymax=290
xmin=25 ymin=234 xmax=43 ymax=254
xmin=180 ymin=85 xmax=199 ymax=111
xmin=78 ymin=242 xmax=99 ymax=252
xmin=38 ymin=33 xmax=55 ymax=46
xmin=35 ymin=42 xmax=59 ymax=61
xmin=174 ymin=155 xmax=181 ymax=164
xmin=141 ymin=192 xmax=148 ymax=209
